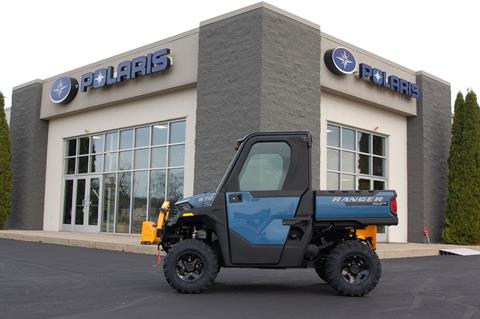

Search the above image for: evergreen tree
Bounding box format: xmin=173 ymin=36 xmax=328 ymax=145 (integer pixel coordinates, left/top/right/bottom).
xmin=0 ymin=92 xmax=12 ymax=229
xmin=443 ymin=91 xmax=480 ymax=244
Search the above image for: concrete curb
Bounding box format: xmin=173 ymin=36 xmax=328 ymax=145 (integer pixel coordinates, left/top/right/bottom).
xmin=1 ymin=231 xmax=478 ymax=259
xmin=0 ymin=231 xmax=160 ymax=255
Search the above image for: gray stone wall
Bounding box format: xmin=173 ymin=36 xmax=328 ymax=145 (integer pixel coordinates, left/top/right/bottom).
xmin=260 ymin=10 xmax=321 ymax=188
xmin=195 ymin=7 xmax=321 ymax=193
xmin=407 ymin=73 xmax=451 ymax=242
xmin=7 ymin=81 xmax=48 ymax=230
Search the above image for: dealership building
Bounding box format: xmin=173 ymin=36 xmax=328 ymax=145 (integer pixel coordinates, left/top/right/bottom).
xmin=7 ymin=3 xmax=451 ymax=243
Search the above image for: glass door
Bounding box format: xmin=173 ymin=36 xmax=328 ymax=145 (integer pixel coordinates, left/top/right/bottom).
xmin=63 ymin=176 xmax=102 ymax=232
xmin=86 ymin=177 xmax=101 ymax=232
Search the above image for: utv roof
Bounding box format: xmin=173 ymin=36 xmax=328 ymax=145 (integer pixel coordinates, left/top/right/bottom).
xmin=235 ymin=131 xmax=312 ymax=150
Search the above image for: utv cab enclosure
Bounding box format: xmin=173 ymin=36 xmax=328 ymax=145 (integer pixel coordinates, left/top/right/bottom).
xmin=157 ymin=131 xmax=398 ymax=296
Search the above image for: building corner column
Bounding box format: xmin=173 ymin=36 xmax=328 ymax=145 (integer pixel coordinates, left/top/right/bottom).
xmin=7 ymin=80 xmax=48 ymax=230
xmin=407 ymin=72 xmax=451 ymax=242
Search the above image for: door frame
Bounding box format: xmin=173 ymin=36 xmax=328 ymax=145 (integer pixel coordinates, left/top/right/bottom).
xmin=62 ymin=175 xmax=103 ymax=232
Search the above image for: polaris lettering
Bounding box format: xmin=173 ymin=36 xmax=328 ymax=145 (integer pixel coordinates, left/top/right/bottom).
xmin=359 ymin=63 xmax=420 ymax=99
xmin=80 ymin=48 xmax=173 ymax=92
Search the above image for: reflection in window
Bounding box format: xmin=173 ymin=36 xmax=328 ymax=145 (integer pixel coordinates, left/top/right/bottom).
xmin=152 ymin=124 xmax=168 ymax=145
xmin=358 ymin=154 xmax=370 ymax=175
xmin=119 ymin=151 xmax=133 ymax=171
xmin=63 ymin=180 xmax=73 ymax=224
xmin=132 ymin=171 xmax=148 ymax=233
xmin=90 ymin=155 xmax=103 ymax=173
xmin=358 ymin=132 xmax=370 ymax=153
xmin=326 ymin=123 xmax=387 ymax=192
xmin=134 ymin=149 xmax=149 ymax=169
xmin=63 ymin=120 xmax=186 ymax=234
xmin=151 ymin=147 xmax=167 ymax=168
xmin=91 ymin=135 xmax=104 ymax=154
xmin=327 ymin=149 xmax=339 ymax=171
xmin=78 ymin=156 xmax=89 ymax=174
xmin=373 ymin=135 xmax=385 ymax=156
xmin=327 ymin=172 xmax=339 ymax=190
xmin=102 ymin=174 xmax=116 ymax=232
xmin=341 ymin=174 xmax=354 ymax=190
xmin=116 ymin=172 xmax=131 ymax=233
xmin=120 ymin=129 xmax=133 ymax=150
xmin=168 ymin=169 xmax=184 ymax=203
xmin=149 ymin=170 xmax=166 ymax=222
xmin=105 ymin=132 xmax=118 ymax=152
xmin=327 ymin=124 xmax=340 ymax=147
xmin=170 ymin=121 xmax=186 ymax=144
xmin=79 ymin=137 xmax=90 ymax=155
xmin=104 ymin=153 xmax=117 ymax=172
xmin=341 ymin=151 xmax=355 ymax=173
xmin=169 ymin=145 xmax=185 ymax=167
xmin=135 ymin=127 xmax=149 ymax=148
xmin=342 ymin=128 xmax=355 ymax=150
xmin=65 ymin=158 xmax=75 ymax=175
xmin=66 ymin=139 xmax=77 ymax=157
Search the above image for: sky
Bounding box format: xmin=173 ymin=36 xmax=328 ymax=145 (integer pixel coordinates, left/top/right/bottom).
xmin=1 ymin=0 xmax=479 ymax=109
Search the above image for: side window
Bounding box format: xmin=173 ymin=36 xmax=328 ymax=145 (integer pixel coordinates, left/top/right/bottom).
xmin=239 ymin=142 xmax=291 ymax=191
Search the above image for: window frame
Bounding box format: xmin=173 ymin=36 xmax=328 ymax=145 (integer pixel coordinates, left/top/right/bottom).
xmin=62 ymin=119 xmax=187 ymax=234
xmin=326 ymin=123 xmax=388 ymax=191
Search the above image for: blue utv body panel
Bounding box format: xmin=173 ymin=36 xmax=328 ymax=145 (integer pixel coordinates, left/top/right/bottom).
xmin=226 ymin=192 xmax=300 ymax=245
xmin=176 ymin=192 xmax=216 ymax=208
xmin=315 ymin=191 xmax=396 ymax=221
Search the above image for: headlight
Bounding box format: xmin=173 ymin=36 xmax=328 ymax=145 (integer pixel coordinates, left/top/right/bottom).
xmin=177 ymin=202 xmax=192 ymax=212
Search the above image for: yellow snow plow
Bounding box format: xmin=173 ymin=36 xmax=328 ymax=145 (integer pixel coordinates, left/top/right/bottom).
xmin=140 ymin=201 xmax=170 ymax=245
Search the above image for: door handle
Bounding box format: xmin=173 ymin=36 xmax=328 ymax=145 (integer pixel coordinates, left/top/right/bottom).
xmin=282 ymin=217 xmax=310 ymax=226
xmin=228 ymin=193 xmax=243 ymax=203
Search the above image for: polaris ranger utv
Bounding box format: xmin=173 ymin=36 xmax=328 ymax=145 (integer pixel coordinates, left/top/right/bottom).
xmin=144 ymin=131 xmax=398 ymax=296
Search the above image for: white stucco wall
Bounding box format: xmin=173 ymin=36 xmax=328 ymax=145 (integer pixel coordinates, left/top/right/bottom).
xmin=320 ymin=92 xmax=408 ymax=243
xmin=43 ymin=87 xmax=196 ymax=231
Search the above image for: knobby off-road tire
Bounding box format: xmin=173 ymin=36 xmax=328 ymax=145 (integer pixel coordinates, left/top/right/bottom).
xmin=324 ymin=240 xmax=381 ymax=297
xmin=163 ymin=239 xmax=219 ymax=293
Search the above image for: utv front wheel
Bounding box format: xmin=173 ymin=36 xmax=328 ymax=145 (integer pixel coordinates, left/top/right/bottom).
xmin=324 ymin=240 xmax=381 ymax=297
xmin=163 ymin=239 xmax=219 ymax=293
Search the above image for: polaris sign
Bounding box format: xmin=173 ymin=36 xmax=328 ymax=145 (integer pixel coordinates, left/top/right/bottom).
xmin=49 ymin=48 xmax=173 ymax=104
xmin=324 ymin=47 xmax=420 ymax=99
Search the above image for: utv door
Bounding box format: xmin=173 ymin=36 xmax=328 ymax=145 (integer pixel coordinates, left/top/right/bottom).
xmin=222 ymin=132 xmax=311 ymax=265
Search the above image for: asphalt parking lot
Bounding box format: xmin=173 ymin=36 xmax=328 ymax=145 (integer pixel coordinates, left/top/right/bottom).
xmin=1 ymin=239 xmax=479 ymax=319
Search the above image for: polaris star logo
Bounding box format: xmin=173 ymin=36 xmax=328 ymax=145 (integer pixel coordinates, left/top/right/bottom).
xmin=324 ymin=47 xmax=357 ymax=75
xmin=49 ymin=77 xmax=78 ymax=104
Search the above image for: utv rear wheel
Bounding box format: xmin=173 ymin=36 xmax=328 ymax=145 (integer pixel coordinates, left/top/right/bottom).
xmin=163 ymin=239 xmax=219 ymax=293
xmin=324 ymin=240 xmax=381 ymax=297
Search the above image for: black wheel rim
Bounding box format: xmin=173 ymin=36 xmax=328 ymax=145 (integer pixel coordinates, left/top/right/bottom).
xmin=341 ymin=255 xmax=369 ymax=285
xmin=175 ymin=253 xmax=205 ymax=282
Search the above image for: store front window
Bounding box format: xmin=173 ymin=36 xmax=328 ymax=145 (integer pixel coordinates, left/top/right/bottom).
xmin=326 ymin=123 xmax=388 ymax=240
xmin=326 ymin=123 xmax=387 ymax=191
xmin=62 ymin=120 xmax=186 ymax=234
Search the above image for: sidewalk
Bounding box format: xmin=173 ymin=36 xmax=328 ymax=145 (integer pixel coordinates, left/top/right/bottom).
xmin=1 ymin=230 xmax=479 ymax=258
